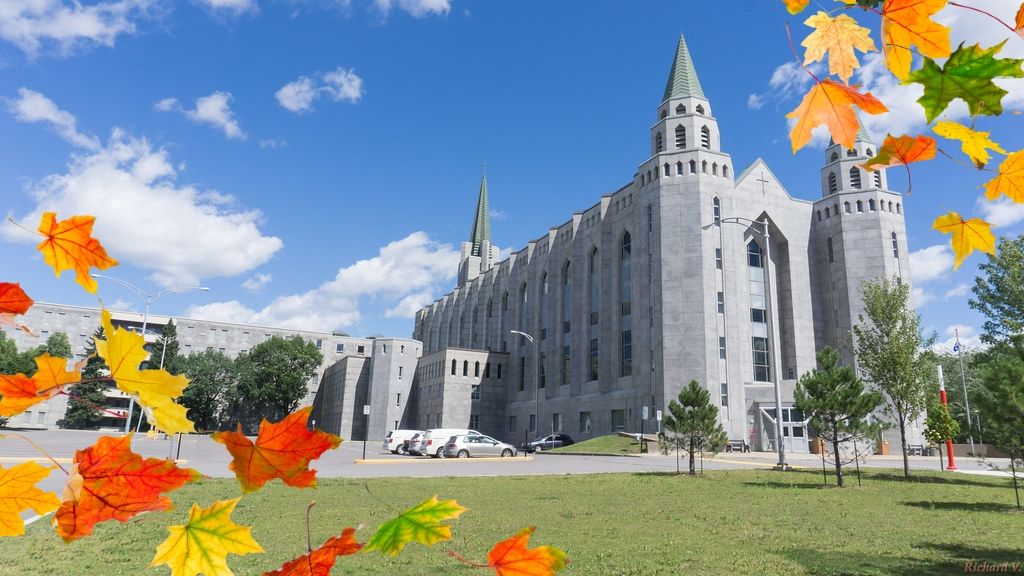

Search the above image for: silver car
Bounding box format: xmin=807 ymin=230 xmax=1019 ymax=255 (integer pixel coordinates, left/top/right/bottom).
xmin=406 ymin=432 xmax=425 ymax=455
xmin=443 ymin=434 xmax=517 ymax=458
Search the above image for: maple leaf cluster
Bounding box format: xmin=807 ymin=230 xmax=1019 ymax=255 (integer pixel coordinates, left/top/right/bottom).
xmin=784 ymin=0 xmax=1024 ymax=268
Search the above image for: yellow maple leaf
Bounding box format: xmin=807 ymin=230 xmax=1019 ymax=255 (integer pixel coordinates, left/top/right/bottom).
xmin=802 ymin=12 xmax=877 ymax=83
xmin=933 ymin=121 xmax=1007 ymax=169
xmin=35 ymin=212 xmax=117 ymax=294
xmin=0 ymin=353 xmax=82 ymax=417
xmin=882 ymin=0 xmax=951 ymax=80
xmin=984 ymin=150 xmax=1024 ymax=203
xmin=933 ymin=211 xmax=995 ymax=269
xmin=784 ymin=0 xmax=810 ymax=15
xmin=786 ymin=79 xmax=888 ymax=152
xmin=151 ymin=498 xmax=263 ymax=576
xmin=96 ymin=309 xmax=194 ymax=434
xmin=0 ymin=461 xmax=61 ymax=537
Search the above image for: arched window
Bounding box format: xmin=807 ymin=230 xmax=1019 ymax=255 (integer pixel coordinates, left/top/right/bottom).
xmin=474 ymin=361 xmax=480 ymax=377
xmin=589 ymin=248 xmax=599 ymax=326
xmin=675 ymin=104 xmax=686 ymax=114
xmin=659 ymin=109 xmax=667 ymax=119
xmin=676 ymin=161 xmax=684 ymax=175
xmin=891 ymin=231 xmax=899 ymax=258
xmin=620 ymin=232 xmax=632 ymax=377
xmin=856 ymin=200 xmax=863 ymax=212
xmin=830 ymin=151 xmax=839 ymax=162
xmin=451 ymin=359 xmax=457 ymax=375
xmin=663 ymin=163 xmax=670 ymax=176
xmin=827 ymin=237 xmax=834 ymax=263
xmin=701 ymin=125 xmax=711 ymax=149
xmin=866 ymin=148 xmax=874 ymax=156
xmin=849 ymin=167 xmax=862 ymax=189
xmin=816 ymin=210 xmax=822 ymax=221
xmin=689 ymin=159 xmax=697 ymax=174
xmin=747 ymin=241 xmax=763 ymax=268
xmin=844 ymin=201 xmax=851 ymax=214
xmin=713 ymin=197 xmax=721 ymax=223
xmin=463 ymin=360 xmax=469 ymax=376
xmin=655 ymin=131 xmax=664 ymax=152
xmin=702 ymin=160 xmax=708 ymax=173
xmin=540 ymin=272 xmax=549 ymax=340
xmin=518 ymin=283 xmax=528 ymax=348
xmin=712 ymin=163 xmax=718 ymax=176
xmin=896 ymin=203 xmax=901 ymax=214
xmin=825 ymin=207 xmax=830 ymax=219
xmin=874 ymin=171 xmax=883 ymax=188
xmin=723 ymin=165 xmax=729 ymax=178
xmin=833 ymin=203 xmax=838 ymax=217
xmin=696 ymin=104 xmax=705 ymax=114
xmin=869 ymin=198 xmax=876 ymax=211
xmin=828 ymin=172 xmax=838 ymax=194
xmin=675 ymin=125 xmax=686 ymax=149
xmin=847 ymin=149 xmax=856 ymax=157
xmin=655 ymin=165 xmax=659 ymax=178
xmin=888 ymin=200 xmax=893 ymax=212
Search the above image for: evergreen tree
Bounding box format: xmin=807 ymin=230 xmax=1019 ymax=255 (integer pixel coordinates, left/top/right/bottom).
xmin=976 ymin=337 xmax=1024 ymax=510
xmin=795 ymin=347 xmax=884 ymax=487
xmin=659 ymin=380 xmax=726 ymax=475
xmin=59 ymin=326 xmax=108 ymax=430
xmin=149 ymin=320 xmax=183 ymax=374
xmin=852 ymin=277 xmax=934 ymax=479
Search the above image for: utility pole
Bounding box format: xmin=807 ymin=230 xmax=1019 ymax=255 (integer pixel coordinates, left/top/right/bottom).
xmin=954 ymin=329 xmax=975 ymax=453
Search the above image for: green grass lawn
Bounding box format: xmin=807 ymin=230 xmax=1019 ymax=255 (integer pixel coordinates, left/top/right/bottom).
xmin=2 ymin=469 xmax=1021 ymax=576
xmin=548 ymin=433 xmax=642 ymax=454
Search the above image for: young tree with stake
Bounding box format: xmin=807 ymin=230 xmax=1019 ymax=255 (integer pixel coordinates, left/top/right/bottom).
xmin=659 ymin=380 xmax=725 ymax=476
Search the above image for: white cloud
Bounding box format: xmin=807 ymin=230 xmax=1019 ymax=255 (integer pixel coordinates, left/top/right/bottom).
xmin=275 ymin=66 xmax=363 ymax=114
xmin=909 ymin=244 xmax=954 ymax=285
xmin=931 ymin=324 xmax=985 ymax=353
xmin=258 ymin=138 xmax=287 ymax=150
xmin=187 ymin=232 xmax=458 ymax=331
xmin=7 ymin=88 xmax=100 ymax=150
xmin=910 ymin=286 xmax=934 ymax=310
xmin=944 ymin=283 xmax=969 ymax=299
xmin=153 ymin=97 xmax=178 ymax=112
xmin=977 ymin=196 xmax=1024 ymax=229
xmin=109 ymin=299 xmax=137 ymax=312
xmin=374 ymin=0 xmax=450 ymax=17
xmin=385 ymin=290 xmax=434 ymax=318
xmin=198 ymin=0 xmax=257 ymax=14
xmin=0 ymin=0 xmax=153 ymax=57
xmin=489 ymin=209 xmax=506 ymax=221
xmin=185 ymin=92 xmax=246 ymax=140
xmin=241 ymin=273 xmax=272 ymax=291
xmin=747 ymin=93 xmax=764 ymax=110
xmin=4 ymin=129 xmax=283 ymax=287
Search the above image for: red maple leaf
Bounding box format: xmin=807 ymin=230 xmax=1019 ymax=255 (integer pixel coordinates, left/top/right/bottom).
xmin=262 ymin=528 xmax=362 ymax=576
xmin=0 ymin=282 xmax=34 ymax=334
xmin=53 ymin=435 xmax=201 ymax=542
xmin=212 ymin=407 xmax=341 ymax=493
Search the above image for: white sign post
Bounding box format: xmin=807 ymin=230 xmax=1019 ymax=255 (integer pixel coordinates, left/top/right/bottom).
xmin=362 ymin=405 xmax=370 ymax=460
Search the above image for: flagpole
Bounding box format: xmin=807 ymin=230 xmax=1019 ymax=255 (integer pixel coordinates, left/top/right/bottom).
xmin=954 ymin=329 xmax=975 ymax=454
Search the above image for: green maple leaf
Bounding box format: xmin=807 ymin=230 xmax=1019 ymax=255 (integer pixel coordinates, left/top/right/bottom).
xmin=363 ymin=496 xmax=467 ymax=556
xmin=906 ymin=41 xmax=1024 ymax=124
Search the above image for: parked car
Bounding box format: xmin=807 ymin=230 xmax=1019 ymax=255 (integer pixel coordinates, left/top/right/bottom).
xmin=421 ymin=428 xmax=481 ymax=458
xmin=522 ymin=433 xmax=574 ymax=453
xmin=384 ymin=429 xmax=422 ymax=454
xmin=406 ymin=432 xmax=425 ymax=455
xmin=443 ymin=434 xmax=517 ymax=458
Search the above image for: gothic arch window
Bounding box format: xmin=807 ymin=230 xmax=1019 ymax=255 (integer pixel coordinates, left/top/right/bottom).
xmin=712 ymin=163 xmax=719 ymax=176
xmin=849 ymin=167 xmax=862 ymax=189
xmin=888 ymin=200 xmax=893 ymax=212
xmin=451 ymin=359 xmax=457 ymax=375
xmin=723 ymin=165 xmax=729 ymax=178
xmin=896 ymin=202 xmax=901 ymax=214
xmin=675 ymin=124 xmax=686 ymax=149
xmin=869 ymin=198 xmax=876 ymax=211
xmin=655 ymin=165 xmax=659 ymax=178
xmin=702 ymin=160 xmax=708 ymax=173
xmin=518 ymin=283 xmax=528 ymax=347
xmin=891 ymin=231 xmax=899 ymax=258
xmin=619 ymin=231 xmax=632 ymax=377
xmin=825 ymin=207 xmax=830 ymax=219
xmin=589 ymin=248 xmax=599 ymax=327
xmin=677 ymin=161 xmax=684 ymax=175
xmin=856 ymin=200 xmax=864 ymax=212
xmin=659 ymin=109 xmax=667 ymax=119
xmin=540 ymin=272 xmax=549 ymax=340
xmin=646 ymin=170 xmax=651 ymax=184
xmin=676 ymin=104 xmax=686 ymax=114
xmin=844 ymin=201 xmax=851 ymax=214
xmin=463 ymin=360 xmax=469 ymax=376
xmin=656 ymin=131 xmax=664 ymax=152
xmin=866 ymin=148 xmax=874 ymax=156
xmin=696 ymin=104 xmax=705 ymax=114
xmin=701 ymin=125 xmax=711 ymax=149
xmin=747 ymin=240 xmax=763 ymax=268
xmin=474 ymin=361 xmax=480 ymax=377
xmin=827 ymin=237 xmax=834 ymax=263
xmin=562 ymin=260 xmax=572 ymax=334
xmin=689 ymin=160 xmax=697 ymax=174
xmin=664 ymin=163 xmax=671 ymax=176
xmin=830 ymin=151 xmax=839 ymax=162
xmin=817 ymin=210 xmax=822 ymax=221
xmin=828 ymin=172 xmax=838 ymax=194
xmin=833 ymin=203 xmax=839 ymax=217
xmin=713 ymin=197 xmax=721 ymax=223
xmin=847 ymin=149 xmax=856 ymax=157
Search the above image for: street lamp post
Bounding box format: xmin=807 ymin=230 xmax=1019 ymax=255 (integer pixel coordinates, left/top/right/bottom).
xmin=91 ymin=274 xmax=209 ymax=434
xmin=510 ymin=330 xmax=538 ymax=452
xmin=953 ymin=330 xmax=975 ymax=454
xmin=702 ymin=216 xmax=788 ymax=470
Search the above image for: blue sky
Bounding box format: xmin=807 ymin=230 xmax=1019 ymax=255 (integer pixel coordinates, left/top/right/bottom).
xmin=1 ymin=0 xmax=1022 ymax=349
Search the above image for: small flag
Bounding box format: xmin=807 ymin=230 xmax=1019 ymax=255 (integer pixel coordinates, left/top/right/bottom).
xmin=953 ymin=342 xmax=961 ymax=352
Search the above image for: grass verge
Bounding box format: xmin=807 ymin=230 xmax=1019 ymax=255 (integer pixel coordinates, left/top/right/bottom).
xmin=548 ymin=434 xmax=641 ymax=455
xmin=2 ymin=469 xmax=1021 ymax=575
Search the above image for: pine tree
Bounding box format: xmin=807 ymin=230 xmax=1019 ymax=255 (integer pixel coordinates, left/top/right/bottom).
xmin=976 ymin=337 xmax=1024 ymax=510
xmin=659 ymin=380 xmax=726 ymax=475
xmin=795 ymin=347 xmax=883 ymax=487
xmin=59 ymin=326 xmax=109 ymax=430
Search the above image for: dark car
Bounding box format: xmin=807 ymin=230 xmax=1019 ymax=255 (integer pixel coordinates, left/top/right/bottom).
xmin=522 ymin=434 xmax=574 ymax=453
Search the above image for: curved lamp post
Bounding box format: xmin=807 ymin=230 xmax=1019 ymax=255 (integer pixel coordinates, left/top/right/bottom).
xmin=91 ymin=274 xmax=209 ymax=433
xmin=701 ymin=216 xmax=788 ymax=471
xmin=510 ymin=330 xmax=539 ymax=450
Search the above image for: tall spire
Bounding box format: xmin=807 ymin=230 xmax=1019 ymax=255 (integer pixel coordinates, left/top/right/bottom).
xmin=854 ymin=109 xmax=873 ymax=143
xmin=663 ymin=33 xmax=705 ymax=101
xmin=469 ymin=164 xmax=490 ymax=257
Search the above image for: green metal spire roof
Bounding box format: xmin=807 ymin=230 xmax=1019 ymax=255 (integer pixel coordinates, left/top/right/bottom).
xmin=854 ymin=109 xmax=873 ymax=143
xmin=663 ymin=33 xmax=705 ymax=101
xmin=469 ymin=170 xmax=490 ymax=257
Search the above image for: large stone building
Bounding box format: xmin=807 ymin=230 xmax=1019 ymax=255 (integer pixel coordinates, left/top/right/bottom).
xmin=410 ymin=34 xmax=922 ymax=451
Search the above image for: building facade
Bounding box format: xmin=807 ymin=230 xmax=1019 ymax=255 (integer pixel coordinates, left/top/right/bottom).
xmin=411 ymin=34 xmax=922 ymax=451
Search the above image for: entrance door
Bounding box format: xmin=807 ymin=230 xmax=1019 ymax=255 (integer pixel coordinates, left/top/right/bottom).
xmin=758 ymin=406 xmax=810 ymax=454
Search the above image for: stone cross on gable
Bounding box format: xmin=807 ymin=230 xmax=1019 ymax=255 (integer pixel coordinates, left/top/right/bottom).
xmin=756 ymin=172 xmax=770 ymax=196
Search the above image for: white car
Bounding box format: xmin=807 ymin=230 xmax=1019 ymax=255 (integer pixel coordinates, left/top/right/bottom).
xmin=383 ymin=429 xmax=422 ymax=454
xmin=421 ymin=428 xmax=481 ymax=458
xmin=443 ymin=434 xmax=517 ymax=458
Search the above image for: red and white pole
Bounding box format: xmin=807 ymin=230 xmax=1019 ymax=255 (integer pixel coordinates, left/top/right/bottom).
xmin=938 ymin=365 xmax=957 ymax=470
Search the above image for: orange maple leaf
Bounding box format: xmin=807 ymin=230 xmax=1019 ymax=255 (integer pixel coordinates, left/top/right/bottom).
xmin=861 ymin=134 xmax=936 ymax=170
xmin=262 ymin=528 xmax=362 ymax=576
xmin=53 ymin=435 xmax=200 ymax=542
xmin=212 ymin=407 xmax=341 ymax=493
xmin=0 ymin=353 xmax=81 ymax=417
xmin=1015 ymin=3 xmax=1024 ymax=39
xmin=786 ymin=79 xmax=888 ymax=152
xmin=933 ymin=211 xmax=996 ymax=270
xmin=487 ymin=527 xmax=569 ymax=576
xmin=0 ymin=283 xmax=33 ymax=334
xmin=881 ymin=0 xmax=951 ymax=80
xmin=0 ymin=461 xmax=61 ymax=537
xmin=783 ymin=0 xmax=810 ymax=15
xmin=36 ymin=212 xmax=117 ymax=294
xmin=984 ymin=150 xmax=1024 ymax=203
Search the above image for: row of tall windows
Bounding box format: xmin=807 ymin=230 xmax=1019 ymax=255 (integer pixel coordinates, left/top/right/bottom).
xmin=747 ymin=241 xmax=771 ymax=382
xmin=655 ymin=125 xmax=712 ymax=152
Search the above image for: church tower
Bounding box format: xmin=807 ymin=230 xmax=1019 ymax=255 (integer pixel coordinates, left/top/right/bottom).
xmin=811 ymin=121 xmax=911 ymax=366
xmin=458 ymin=169 xmax=498 ymax=288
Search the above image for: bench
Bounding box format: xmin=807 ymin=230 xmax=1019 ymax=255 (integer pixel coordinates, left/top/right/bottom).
xmin=907 ymin=444 xmax=925 ymax=456
xmin=725 ymin=439 xmax=750 ymax=453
